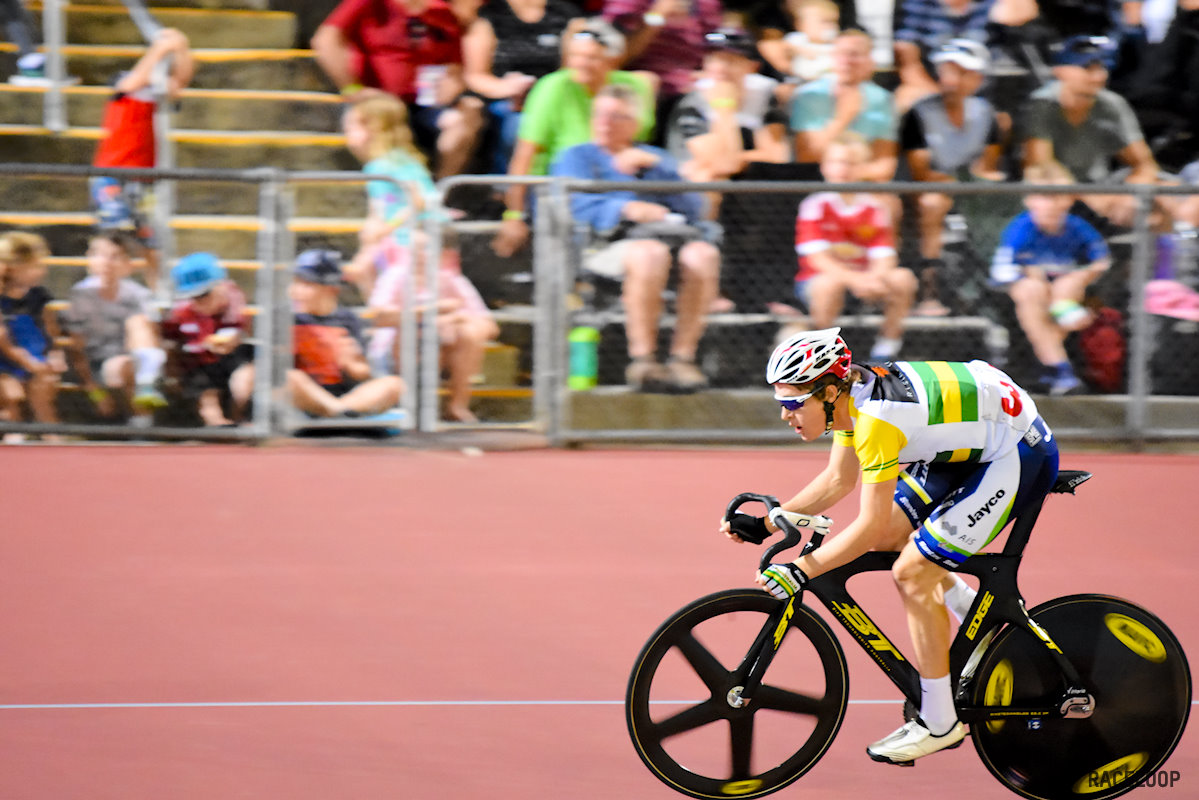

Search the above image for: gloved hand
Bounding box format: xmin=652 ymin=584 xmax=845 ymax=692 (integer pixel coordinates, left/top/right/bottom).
xmin=727 ymin=511 xmax=770 ymax=545
xmin=759 ymin=562 xmax=808 ymax=600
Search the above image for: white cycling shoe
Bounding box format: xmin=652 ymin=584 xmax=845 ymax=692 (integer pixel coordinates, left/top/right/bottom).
xmin=866 ymin=719 xmax=966 ymax=766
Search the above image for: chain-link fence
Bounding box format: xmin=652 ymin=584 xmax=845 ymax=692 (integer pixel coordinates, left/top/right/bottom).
xmin=544 ymin=178 xmax=1199 ymax=444
xmin=2 ymin=164 xmax=1197 ymax=444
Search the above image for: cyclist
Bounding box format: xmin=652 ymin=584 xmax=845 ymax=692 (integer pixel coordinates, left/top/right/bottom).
xmin=719 ymin=327 xmax=1060 ymax=765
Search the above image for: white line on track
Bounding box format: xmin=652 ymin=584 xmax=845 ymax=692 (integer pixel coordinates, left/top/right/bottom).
xmin=0 ymin=699 xmax=906 ymax=710
xmin=4 ymin=699 xmax=1196 ymax=711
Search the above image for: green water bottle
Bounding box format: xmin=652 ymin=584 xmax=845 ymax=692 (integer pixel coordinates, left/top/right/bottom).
xmin=568 ymin=326 xmax=600 ymax=390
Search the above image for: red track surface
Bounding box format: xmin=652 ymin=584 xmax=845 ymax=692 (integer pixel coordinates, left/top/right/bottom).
xmin=0 ymin=446 xmax=1195 ymax=799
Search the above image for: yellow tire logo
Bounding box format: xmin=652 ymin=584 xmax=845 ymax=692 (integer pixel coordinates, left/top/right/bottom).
xmin=1104 ymin=613 xmax=1167 ymax=663
xmin=1072 ymin=752 xmax=1148 ymax=794
xmin=984 ymin=658 xmax=1013 ymax=733
xmin=721 ymin=779 xmax=763 ymax=795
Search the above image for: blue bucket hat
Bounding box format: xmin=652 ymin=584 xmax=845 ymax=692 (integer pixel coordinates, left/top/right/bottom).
xmin=1054 ymin=35 xmax=1116 ymax=68
xmin=172 ymin=252 xmax=226 ymax=298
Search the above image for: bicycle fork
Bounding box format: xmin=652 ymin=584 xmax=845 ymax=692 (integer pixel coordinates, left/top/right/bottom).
xmin=725 ymin=596 xmax=797 ymax=708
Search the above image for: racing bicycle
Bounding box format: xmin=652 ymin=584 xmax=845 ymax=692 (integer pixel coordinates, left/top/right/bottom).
xmin=626 ymin=470 xmax=1191 ymax=800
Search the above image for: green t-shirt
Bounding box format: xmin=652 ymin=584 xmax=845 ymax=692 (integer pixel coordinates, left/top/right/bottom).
xmin=517 ymin=69 xmax=656 ymax=176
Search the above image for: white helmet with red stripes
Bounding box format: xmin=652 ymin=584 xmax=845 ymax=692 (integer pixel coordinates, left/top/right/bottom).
xmin=766 ymin=327 xmax=852 ymax=385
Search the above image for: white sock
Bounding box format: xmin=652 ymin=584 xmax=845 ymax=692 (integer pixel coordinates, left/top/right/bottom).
xmin=133 ymin=347 xmax=165 ymax=386
xmin=943 ymin=575 xmax=977 ymax=625
xmin=919 ymin=674 xmax=957 ymax=735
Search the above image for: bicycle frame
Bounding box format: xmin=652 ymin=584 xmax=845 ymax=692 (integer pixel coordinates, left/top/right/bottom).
xmin=736 ymin=474 xmax=1093 ymax=725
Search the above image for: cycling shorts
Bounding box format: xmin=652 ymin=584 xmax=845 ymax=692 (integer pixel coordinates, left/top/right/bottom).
xmin=895 ymin=417 xmax=1059 ymax=570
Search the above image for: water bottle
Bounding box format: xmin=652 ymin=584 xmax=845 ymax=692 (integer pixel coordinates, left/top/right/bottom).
xmin=568 ymin=327 xmax=600 ymax=390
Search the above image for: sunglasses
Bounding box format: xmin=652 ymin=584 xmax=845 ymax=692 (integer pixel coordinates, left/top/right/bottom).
xmin=775 ymin=390 xmax=815 ymax=411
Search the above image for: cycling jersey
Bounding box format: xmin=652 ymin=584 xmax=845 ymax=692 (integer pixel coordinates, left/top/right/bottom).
xmin=835 ymin=360 xmax=1040 ymax=482
xmin=834 ymin=360 xmax=1056 ymax=569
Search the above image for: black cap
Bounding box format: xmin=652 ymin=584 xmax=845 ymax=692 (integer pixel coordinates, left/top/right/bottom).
xmin=294 ymin=248 xmax=344 ymax=286
xmin=1053 ymin=35 xmax=1116 ymax=68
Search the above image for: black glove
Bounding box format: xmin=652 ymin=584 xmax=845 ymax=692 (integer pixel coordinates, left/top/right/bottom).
xmin=728 ymin=512 xmax=770 ymax=545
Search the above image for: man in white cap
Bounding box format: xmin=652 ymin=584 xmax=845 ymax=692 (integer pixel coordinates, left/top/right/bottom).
xmin=900 ymin=38 xmax=1005 ymax=315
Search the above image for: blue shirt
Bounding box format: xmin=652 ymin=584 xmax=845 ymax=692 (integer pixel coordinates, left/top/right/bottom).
xmin=364 ymin=151 xmax=436 ymax=246
xmin=990 ymin=211 xmax=1110 ymax=284
xmin=549 ymin=142 xmax=703 ymax=234
xmin=789 ymin=77 xmax=896 ymax=143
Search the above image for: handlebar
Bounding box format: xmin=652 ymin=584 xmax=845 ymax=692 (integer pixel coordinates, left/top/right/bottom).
xmin=723 ymin=492 xmax=831 ymax=573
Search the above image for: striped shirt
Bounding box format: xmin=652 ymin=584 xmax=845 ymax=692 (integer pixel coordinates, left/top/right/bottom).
xmin=835 ymin=360 xmax=1039 ymax=483
xmin=894 ymin=0 xmax=991 ymax=53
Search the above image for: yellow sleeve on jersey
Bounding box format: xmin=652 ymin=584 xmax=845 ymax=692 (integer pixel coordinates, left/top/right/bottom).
xmin=852 ymin=413 xmax=907 ymax=483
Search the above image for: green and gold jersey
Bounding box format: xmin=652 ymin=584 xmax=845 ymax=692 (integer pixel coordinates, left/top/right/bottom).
xmin=835 ymin=360 xmax=1040 ymax=483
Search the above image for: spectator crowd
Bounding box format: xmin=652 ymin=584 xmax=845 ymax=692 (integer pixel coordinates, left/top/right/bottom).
xmin=4 ymin=0 xmax=1199 ymax=437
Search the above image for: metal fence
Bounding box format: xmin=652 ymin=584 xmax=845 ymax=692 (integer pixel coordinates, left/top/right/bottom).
xmin=2 ymin=163 xmax=1198 ymax=445
xmin=544 ymin=178 xmax=1199 ymax=445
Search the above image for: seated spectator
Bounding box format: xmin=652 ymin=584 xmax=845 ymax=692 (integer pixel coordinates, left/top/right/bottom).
xmin=1023 ymin=35 xmax=1166 ymax=228
xmin=552 ymin=85 xmax=721 ymax=392
xmin=161 ymin=253 xmax=254 ymax=428
xmin=790 ymin=30 xmax=899 ymax=183
xmin=492 ymin=17 xmax=657 ymax=257
xmin=366 ymin=229 xmax=499 ymax=422
xmin=794 ymin=132 xmax=917 ymax=362
xmin=62 ymin=231 xmax=167 ymax=420
xmin=900 ymin=38 xmax=1006 ymax=314
xmin=758 ymin=0 xmax=842 ymax=86
xmin=462 ymin=0 xmax=582 ymax=173
xmin=312 ymin=0 xmax=484 ymax=179
xmin=1119 ymin=0 xmax=1199 ymax=157
xmin=664 ymin=29 xmax=789 ymax=191
xmin=0 ymin=232 xmax=65 ymax=432
xmin=990 ymin=160 xmax=1110 ymax=395
xmin=90 ymin=27 xmax=195 ymax=293
xmin=602 ymin=0 xmax=724 ymax=127
xmin=891 ymin=0 xmax=991 ymax=110
xmin=341 ymin=94 xmax=437 ymax=297
xmin=289 ymin=249 xmax=404 ymax=418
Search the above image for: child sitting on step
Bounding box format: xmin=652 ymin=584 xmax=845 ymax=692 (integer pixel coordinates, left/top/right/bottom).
xmin=160 ymin=252 xmax=255 ymax=427
xmin=0 ymin=231 xmax=66 ymax=433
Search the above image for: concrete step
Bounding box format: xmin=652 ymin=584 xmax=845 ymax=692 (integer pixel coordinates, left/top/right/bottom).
xmin=1 ymin=174 xmax=366 ymax=217
xmin=0 ymin=126 xmax=356 ymax=170
xmin=1 ymin=44 xmax=334 ymax=92
xmin=0 ymin=85 xmax=344 ymax=132
xmin=0 ymin=211 xmax=362 ymax=259
xmin=28 ymin=3 xmax=297 ymax=48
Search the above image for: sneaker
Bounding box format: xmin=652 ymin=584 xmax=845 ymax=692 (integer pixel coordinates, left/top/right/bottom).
xmin=1046 ymin=370 xmax=1084 ymax=396
xmin=132 ymin=384 xmax=168 ymax=412
xmin=866 ymin=719 xmax=966 ymax=766
xmin=9 ymin=52 xmax=79 ymax=86
xmin=625 ymin=358 xmax=666 ymax=391
xmin=662 ymin=357 xmax=709 ymax=393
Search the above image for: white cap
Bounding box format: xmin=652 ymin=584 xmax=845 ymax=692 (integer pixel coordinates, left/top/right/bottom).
xmin=930 ymin=39 xmax=991 ymax=73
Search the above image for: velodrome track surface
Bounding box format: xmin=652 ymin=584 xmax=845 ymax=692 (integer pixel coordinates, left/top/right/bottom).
xmin=0 ymin=445 xmax=1194 ymax=799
